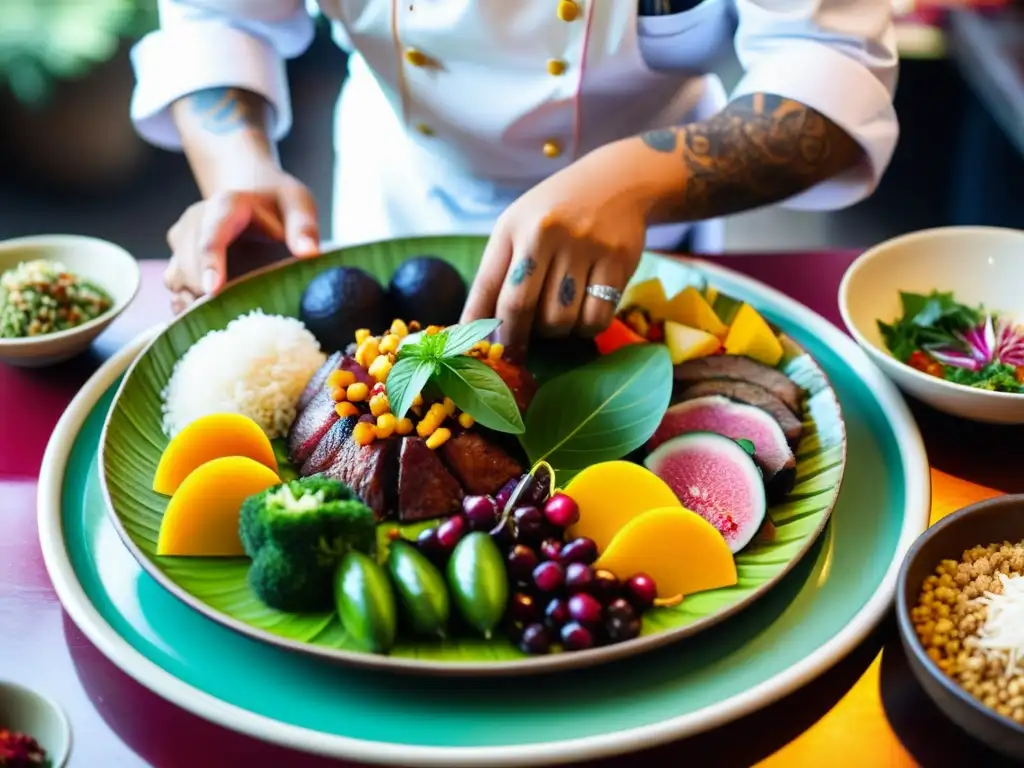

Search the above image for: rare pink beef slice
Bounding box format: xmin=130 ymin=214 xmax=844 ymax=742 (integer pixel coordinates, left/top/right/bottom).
xmin=298 ymin=351 xmax=342 ymax=411
xmin=397 ymin=437 xmax=464 ymax=523
xmin=440 ymin=431 xmax=523 ymax=496
xmin=673 ymin=356 xmax=803 ymax=416
xmin=287 ymin=387 xmax=339 ymax=466
xmin=300 ymin=417 xmax=357 ymax=477
xmin=322 ymin=436 xmax=399 ymax=521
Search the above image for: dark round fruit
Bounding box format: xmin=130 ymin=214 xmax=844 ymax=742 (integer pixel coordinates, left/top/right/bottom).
xmin=495 ymin=478 xmax=520 ymax=510
xmin=543 ymin=493 xmax=580 ymax=528
xmin=509 ymin=592 xmax=540 ymax=624
xmin=565 ymin=563 xmax=594 ymax=592
xmin=519 ymin=623 xmax=552 ymax=655
xmin=539 ymin=538 xmax=564 ymax=562
xmin=490 ymin=523 xmax=514 ymax=551
xmin=532 ymin=561 xmax=565 ymax=593
xmin=625 ymin=573 xmax=658 ymax=611
xmin=416 ymin=526 xmax=444 ymax=561
xmin=519 ymin=472 xmax=552 ymax=507
xmin=387 ymin=256 xmax=467 ymax=327
xmin=507 ymin=544 xmax=540 ymax=582
xmin=436 ymin=515 xmax=466 ymax=551
xmin=560 ymin=621 xmax=595 ymax=652
xmin=463 ymin=495 xmax=498 ymax=531
xmin=606 ymin=597 xmax=636 ymax=623
xmin=299 ymin=267 xmax=387 ymax=352
xmin=605 ymin=615 xmax=642 ymax=644
xmin=568 ymin=593 xmax=603 ymax=626
xmin=559 ymin=537 xmax=598 ymax=565
xmin=544 ymin=597 xmax=570 ymax=630
xmin=591 ymin=569 xmax=621 ymax=601
xmin=513 ymin=506 xmax=545 ymax=542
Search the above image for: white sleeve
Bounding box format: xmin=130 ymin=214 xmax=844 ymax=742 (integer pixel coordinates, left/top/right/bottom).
xmin=130 ymin=0 xmax=316 ymax=150
xmin=731 ymin=0 xmax=899 ymax=211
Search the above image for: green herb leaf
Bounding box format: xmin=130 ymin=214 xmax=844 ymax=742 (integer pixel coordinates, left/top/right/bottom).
xmin=945 ymin=362 xmax=1022 ymax=393
xmin=386 ymin=357 xmax=436 ymax=420
xmin=442 ymin=318 xmax=501 ymax=357
xmin=879 ymin=290 xmax=982 ymax=364
xmin=434 ymin=356 xmax=525 ymax=434
xmin=520 ymin=344 xmax=673 ymax=471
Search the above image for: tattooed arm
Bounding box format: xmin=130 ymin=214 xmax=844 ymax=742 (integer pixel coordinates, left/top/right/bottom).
xmin=632 ymin=93 xmax=864 ymax=223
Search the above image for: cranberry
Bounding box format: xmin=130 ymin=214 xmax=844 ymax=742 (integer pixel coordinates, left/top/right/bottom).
xmin=539 ymin=537 xmax=564 ymax=561
xmin=568 ymin=593 xmax=603 ymax=626
xmin=544 ymin=597 xmax=571 ymax=630
xmin=565 ymin=563 xmax=594 ymax=592
xmin=519 ymin=623 xmax=552 ymax=654
xmin=532 ymin=561 xmax=565 ymax=593
xmin=560 ymin=621 xmax=595 ymax=651
xmin=591 ymin=569 xmax=621 ymax=601
xmin=513 ymin=506 xmax=545 ymax=542
xmin=416 ymin=527 xmax=444 ymax=561
xmin=507 ymin=545 xmax=540 ymax=582
xmin=521 ymin=471 xmax=552 ymax=506
xmin=509 ymin=592 xmax=540 ymax=623
xmin=462 ymin=495 xmax=498 ymax=531
xmin=543 ymin=492 xmax=580 ymax=528
xmin=606 ymin=597 xmax=635 ymax=623
xmin=436 ymin=515 xmax=466 ymax=551
xmin=625 ymin=573 xmax=658 ymax=611
xmin=605 ymin=615 xmax=642 ymax=643
xmin=495 ymin=478 xmax=520 ymax=510
xmin=559 ymin=537 xmax=598 ymax=565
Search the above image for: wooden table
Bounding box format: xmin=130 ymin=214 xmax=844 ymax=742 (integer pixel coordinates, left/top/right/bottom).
xmin=2 ymin=253 xmax=1020 ymax=767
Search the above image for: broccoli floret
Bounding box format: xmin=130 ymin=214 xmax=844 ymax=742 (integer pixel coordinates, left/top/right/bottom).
xmin=239 ymin=476 xmax=375 ymax=612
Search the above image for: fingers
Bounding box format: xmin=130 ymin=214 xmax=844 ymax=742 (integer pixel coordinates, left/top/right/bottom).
xmin=537 ymin=251 xmax=590 ymax=338
xmin=461 ymin=226 xmax=514 ymax=324
xmin=194 ymin=193 xmax=260 ymax=295
xmin=493 ymin=231 xmax=555 ymax=353
xmin=577 ymin=256 xmax=631 ymax=337
xmin=170 ymin=290 xmax=197 ymax=315
xmin=277 ymin=184 xmax=320 ymax=258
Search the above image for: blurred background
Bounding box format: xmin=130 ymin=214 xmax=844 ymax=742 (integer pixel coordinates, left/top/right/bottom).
xmin=0 ymin=1 xmax=1022 ymax=256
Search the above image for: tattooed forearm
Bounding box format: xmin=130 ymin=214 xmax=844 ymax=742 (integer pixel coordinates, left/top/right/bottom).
xmin=187 ymin=87 xmax=261 ymax=136
xmin=639 ymin=94 xmax=863 ymax=221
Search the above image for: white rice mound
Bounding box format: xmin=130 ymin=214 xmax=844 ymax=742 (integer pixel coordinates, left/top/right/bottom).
xmin=161 ymin=310 xmax=327 ymax=439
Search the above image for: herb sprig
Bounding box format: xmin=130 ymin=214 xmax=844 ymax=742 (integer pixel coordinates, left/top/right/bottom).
xmin=877 ymin=290 xmax=981 ymax=363
xmin=386 ymin=318 xmax=525 ymax=434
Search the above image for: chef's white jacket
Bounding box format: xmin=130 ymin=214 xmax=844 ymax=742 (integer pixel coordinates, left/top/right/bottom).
xmin=130 ymin=0 xmax=899 ymax=252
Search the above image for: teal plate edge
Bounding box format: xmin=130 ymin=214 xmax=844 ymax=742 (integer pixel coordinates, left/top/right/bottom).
xmin=37 ymin=257 xmax=932 ymax=767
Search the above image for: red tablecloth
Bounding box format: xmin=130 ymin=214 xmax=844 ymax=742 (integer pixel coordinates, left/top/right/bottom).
xmin=2 ymin=254 xmax=1016 ymax=767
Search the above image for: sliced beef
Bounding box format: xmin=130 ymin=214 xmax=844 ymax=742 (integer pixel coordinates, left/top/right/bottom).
xmin=287 ymin=387 xmax=339 ymax=466
xmin=679 ymin=380 xmax=803 ymax=448
xmin=397 ymin=437 xmax=464 ymax=523
xmin=440 ymin=431 xmax=523 ymax=496
xmin=673 ymin=356 xmax=804 ymax=416
xmin=322 ymin=436 xmax=399 ymax=521
xmin=298 ymin=351 xmax=342 ymax=411
xmin=300 ymin=417 xmax=357 ymax=476
xmin=482 ymin=357 xmax=537 ymax=413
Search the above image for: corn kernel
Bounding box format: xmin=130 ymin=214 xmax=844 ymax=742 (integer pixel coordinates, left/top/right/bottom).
xmin=412 ymin=392 xmax=424 ymax=407
xmin=329 ymin=386 xmax=347 ymax=402
xmin=408 ymin=320 xmax=421 ymax=332
xmin=347 ymin=382 xmax=370 ymax=402
xmin=379 ymin=334 xmax=400 ymax=355
xmin=376 ymin=413 xmax=398 ymax=439
xmin=327 ymin=369 xmax=356 ymax=389
xmin=472 ymin=340 xmax=491 ymax=356
xmin=458 ymin=412 xmax=475 ymax=428
xmin=425 ymin=325 xmax=442 ymax=335
xmin=355 ymin=328 xmax=371 ymax=345
xmin=443 ymin=397 xmax=457 ymax=417
xmin=426 ymin=427 xmax=452 ymax=450
xmin=416 ymin=419 xmax=437 ymax=438
xmin=396 ymin=417 xmax=414 ymax=435
xmin=390 ymin=319 xmax=409 ymax=338
xmin=368 ymin=355 xmax=393 ymax=382
xmin=488 ymin=342 xmax=505 ymax=361
xmin=353 ymin=421 xmax=376 ymax=446
xmin=355 ymin=337 xmax=379 ymax=368
xmin=335 ymin=402 xmax=359 ymax=418
xmin=369 ymin=393 xmax=390 ymax=417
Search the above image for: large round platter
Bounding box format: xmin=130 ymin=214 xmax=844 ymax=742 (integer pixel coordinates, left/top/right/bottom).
xmin=38 ymin=255 xmax=930 ymax=766
xmin=97 ymin=238 xmax=847 ymax=675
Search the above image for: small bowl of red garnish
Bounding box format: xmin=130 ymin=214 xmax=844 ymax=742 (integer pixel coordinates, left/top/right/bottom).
xmin=0 ymin=681 xmax=70 ymax=768
xmin=840 ymin=226 xmax=1024 ymax=424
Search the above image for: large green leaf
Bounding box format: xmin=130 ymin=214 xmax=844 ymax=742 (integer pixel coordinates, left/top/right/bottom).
xmin=101 ymin=238 xmax=845 ymax=667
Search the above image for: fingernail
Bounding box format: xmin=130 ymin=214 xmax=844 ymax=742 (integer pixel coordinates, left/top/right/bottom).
xmin=202 ymin=269 xmax=218 ymax=294
xmin=294 ymin=236 xmax=319 ymax=257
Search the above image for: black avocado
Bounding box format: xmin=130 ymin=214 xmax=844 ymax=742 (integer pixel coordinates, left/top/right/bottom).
xmin=299 ymin=267 xmax=388 ymax=351
xmin=387 ymin=256 xmax=467 ymax=327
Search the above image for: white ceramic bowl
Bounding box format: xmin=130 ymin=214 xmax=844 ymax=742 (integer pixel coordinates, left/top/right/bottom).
xmin=0 ymin=680 xmax=71 ymax=767
xmin=0 ymin=235 xmax=140 ymax=367
xmin=839 ymin=226 xmax=1024 ymax=424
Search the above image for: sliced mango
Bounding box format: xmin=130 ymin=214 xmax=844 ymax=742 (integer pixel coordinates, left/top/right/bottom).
xmin=704 ymin=285 xmax=719 ymax=305
xmin=663 ymin=321 xmax=721 ymax=364
xmin=156 ymin=456 xmax=280 ymax=556
xmin=593 ymin=507 xmax=737 ymax=599
xmin=618 ymin=278 xmax=668 ymax=320
xmin=153 ymin=413 xmax=277 ymax=496
xmin=724 ymin=303 xmax=784 ymax=367
xmin=564 ymin=461 xmax=682 ymax=552
xmin=663 ymin=286 xmax=728 ymax=338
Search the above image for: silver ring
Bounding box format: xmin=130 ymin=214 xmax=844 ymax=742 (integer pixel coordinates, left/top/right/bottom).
xmin=586 ymin=284 xmax=622 ymax=304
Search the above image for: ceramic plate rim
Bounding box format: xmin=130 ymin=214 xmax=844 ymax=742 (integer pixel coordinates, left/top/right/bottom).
xmin=38 ymin=255 xmax=931 ymax=766
xmin=94 ymin=247 xmax=848 ymax=676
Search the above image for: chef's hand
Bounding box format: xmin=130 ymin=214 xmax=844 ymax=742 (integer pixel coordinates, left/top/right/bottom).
xmin=164 ymin=171 xmax=319 ymax=314
xmin=461 ymin=146 xmax=649 ymax=352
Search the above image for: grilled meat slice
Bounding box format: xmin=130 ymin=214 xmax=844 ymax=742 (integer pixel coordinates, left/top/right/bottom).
xmin=673 ymin=356 xmax=803 ymax=415
xmin=298 ymin=351 xmax=342 ymax=411
xmin=482 ymin=357 xmax=537 ymax=413
xmin=322 ymin=435 xmax=399 ymax=521
xmin=300 ymin=417 xmax=357 ymax=476
xmin=679 ymin=380 xmax=803 ymax=448
xmin=397 ymin=437 xmax=464 ymax=523
xmin=287 ymin=387 xmax=339 ymax=466
xmin=440 ymin=431 xmax=523 ymax=497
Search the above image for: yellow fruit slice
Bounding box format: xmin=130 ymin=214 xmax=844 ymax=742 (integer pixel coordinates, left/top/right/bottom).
xmin=157 ymin=456 xmax=280 ymax=556
xmin=564 ymin=461 xmax=682 ymax=553
xmin=593 ymin=507 xmax=738 ymax=598
xmin=153 ymin=413 xmax=277 ymax=496
xmin=618 ymin=278 xmax=668 ymax=320
xmin=663 ymin=286 xmax=728 ymax=338
xmin=663 ymin=321 xmax=721 ymax=364
xmin=724 ymin=303 xmax=784 ymax=367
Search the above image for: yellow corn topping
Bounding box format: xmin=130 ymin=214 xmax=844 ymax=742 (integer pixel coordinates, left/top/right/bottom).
xmin=426 ymin=427 xmax=452 ymax=450
xmin=355 ymin=328 xmax=371 ymax=345
xmin=368 ymin=355 xmax=393 ymax=382
xmin=442 ymin=397 xmax=457 ymax=417
xmin=390 ymin=319 xmax=409 ymax=338
xmin=327 ymin=369 xmax=356 ymax=389
xmin=355 ymin=337 xmax=380 ymax=368
xmin=329 ymin=386 xmax=347 ymax=403
xmin=346 ymin=382 xmax=369 ymax=402
xmin=334 ymin=402 xmax=359 ymax=418
xmin=416 ymin=419 xmax=437 ymax=438
xmin=369 ymin=393 xmax=390 ymax=417
xmin=375 ymin=413 xmax=397 ymax=439
xmin=458 ymin=412 xmax=475 ymax=428
xmin=378 ymin=333 xmax=400 ymax=355
xmin=395 ymin=417 xmax=414 ymax=435
xmin=353 ymin=421 xmax=376 ymax=446
xmin=425 ymin=325 xmax=442 ymax=335
xmin=472 ymin=340 xmax=491 ymax=356
xmin=488 ymin=342 xmax=505 ymax=361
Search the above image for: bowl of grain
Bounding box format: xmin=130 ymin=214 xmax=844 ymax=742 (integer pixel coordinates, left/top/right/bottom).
xmin=897 ymin=495 xmax=1024 ymax=760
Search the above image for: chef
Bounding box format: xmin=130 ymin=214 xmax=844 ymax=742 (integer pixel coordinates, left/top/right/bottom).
xmin=132 ymin=0 xmax=898 ymax=348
